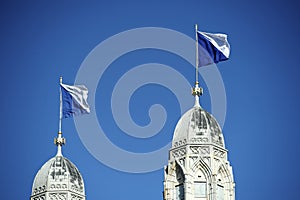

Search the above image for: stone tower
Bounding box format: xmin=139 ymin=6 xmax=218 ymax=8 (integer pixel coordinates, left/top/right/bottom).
xmin=163 ymin=84 xmax=235 ymax=200
xmin=30 ymin=77 xmax=86 ymax=200
xmin=30 ymin=132 xmax=86 ymax=200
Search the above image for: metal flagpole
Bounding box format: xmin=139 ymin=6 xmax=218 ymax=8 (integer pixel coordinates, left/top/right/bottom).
xmin=59 ymin=76 xmax=63 ymax=135
xmin=192 ymin=24 xmax=203 ymax=105
xmin=55 ymin=76 xmax=65 ymax=156
xmin=195 ymin=24 xmax=199 ymax=86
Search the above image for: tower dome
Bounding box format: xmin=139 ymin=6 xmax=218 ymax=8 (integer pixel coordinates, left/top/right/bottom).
xmin=172 ymin=104 xmax=224 ymax=149
xmin=31 ymin=155 xmax=85 ymax=198
xmin=30 ymin=133 xmax=86 ymax=200
xmin=30 ymin=150 xmax=86 ymax=200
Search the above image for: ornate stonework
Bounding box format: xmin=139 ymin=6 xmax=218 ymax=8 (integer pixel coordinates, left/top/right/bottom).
xmin=171 ymin=147 xmax=187 ymax=158
xmin=173 ymin=139 xmax=187 ymax=148
xmin=190 ymin=137 xmax=209 ymax=144
xmin=164 ymin=103 xmax=235 ymax=200
xmin=30 ymin=155 xmax=86 ymax=200
xmin=190 ymin=145 xmax=210 ymax=154
xmin=32 ymin=194 xmax=46 ymax=200
xmin=213 ymin=148 xmax=226 ymax=159
xmin=49 ymin=193 xmax=67 ymax=200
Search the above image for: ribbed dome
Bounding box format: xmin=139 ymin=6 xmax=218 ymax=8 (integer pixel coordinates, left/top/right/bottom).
xmin=31 ymin=155 xmax=85 ymax=196
xmin=172 ymin=105 xmax=224 ymax=148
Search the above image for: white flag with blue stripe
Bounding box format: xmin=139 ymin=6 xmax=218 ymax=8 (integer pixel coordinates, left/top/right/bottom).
xmin=197 ymin=31 xmax=230 ymax=67
xmin=60 ymin=83 xmax=90 ymax=118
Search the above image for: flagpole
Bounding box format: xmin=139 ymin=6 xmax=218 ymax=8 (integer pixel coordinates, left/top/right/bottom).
xmin=59 ymin=76 xmax=63 ymax=135
xmin=192 ymin=24 xmax=203 ymax=106
xmin=55 ymin=76 xmax=65 ymax=156
xmin=195 ymin=24 xmax=199 ymax=86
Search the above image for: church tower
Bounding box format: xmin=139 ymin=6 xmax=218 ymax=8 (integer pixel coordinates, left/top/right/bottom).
xmin=163 ymin=82 xmax=235 ymax=200
xmin=163 ymin=25 xmax=235 ymax=200
xmin=30 ymin=77 xmax=86 ymax=200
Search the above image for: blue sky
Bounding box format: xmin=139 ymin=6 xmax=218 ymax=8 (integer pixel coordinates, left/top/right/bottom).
xmin=1 ymin=0 xmax=300 ymax=199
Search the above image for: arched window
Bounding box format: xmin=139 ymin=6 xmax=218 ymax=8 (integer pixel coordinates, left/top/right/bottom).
xmin=175 ymin=183 xmax=184 ymax=200
xmin=194 ymin=181 xmax=206 ymax=198
xmin=194 ymin=170 xmax=207 ymax=198
xmin=216 ymin=183 xmax=224 ymax=200
xmin=174 ymin=163 xmax=185 ymax=200
xmin=216 ymin=172 xmax=224 ymax=200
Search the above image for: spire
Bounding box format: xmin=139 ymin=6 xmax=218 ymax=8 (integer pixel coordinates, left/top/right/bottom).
xmin=55 ymin=76 xmax=65 ymax=156
xmin=192 ymin=24 xmax=203 ymax=107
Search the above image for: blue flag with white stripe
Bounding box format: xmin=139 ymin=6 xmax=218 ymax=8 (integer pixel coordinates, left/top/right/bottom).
xmin=60 ymin=83 xmax=90 ymax=118
xmin=197 ymin=31 xmax=230 ymax=67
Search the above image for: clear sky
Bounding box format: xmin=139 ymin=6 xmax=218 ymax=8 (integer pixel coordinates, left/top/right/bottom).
xmin=1 ymin=0 xmax=300 ymax=199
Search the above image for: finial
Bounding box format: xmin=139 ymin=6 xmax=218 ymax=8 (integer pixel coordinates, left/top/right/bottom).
xmin=192 ymin=82 xmax=203 ymax=96
xmin=192 ymin=82 xmax=203 ymax=107
xmin=54 ymin=135 xmax=65 ymax=156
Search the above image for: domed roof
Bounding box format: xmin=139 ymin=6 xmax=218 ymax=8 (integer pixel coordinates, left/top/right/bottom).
xmin=172 ymin=103 xmax=224 ymax=148
xmin=31 ymin=155 xmax=85 ymax=196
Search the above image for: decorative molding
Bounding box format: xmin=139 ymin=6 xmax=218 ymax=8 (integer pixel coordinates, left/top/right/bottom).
xmin=71 ymin=184 xmax=84 ymax=193
xmin=173 ymin=139 xmax=187 ymax=147
xmin=211 ymin=134 xmax=223 ymax=146
xmin=190 ymin=137 xmax=209 ymax=144
xmin=33 ymin=185 xmax=46 ymax=195
xmin=49 ymin=193 xmax=67 ymax=200
xmin=32 ymin=194 xmax=45 ymax=200
xmin=202 ymin=157 xmax=211 ymax=168
xmin=71 ymin=194 xmax=84 ymax=200
xmin=171 ymin=147 xmax=186 ymax=158
xmin=48 ymin=183 xmax=68 ymax=190
xmin=189 ymin=156 xmax=198 ymax=171
xmin=213 ymin=148 xmax=225 ymax=159
xmin=190 ymin=146 xmax=210 ymax=155
xmin=179 ymin=157 xmax=185 ymax=167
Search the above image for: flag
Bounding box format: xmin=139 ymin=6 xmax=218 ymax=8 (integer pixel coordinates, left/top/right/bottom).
xmin=197 ymin=31 xmax=230 ymax=67
xmin=60 ymin=83 xmax=90 ymax=118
